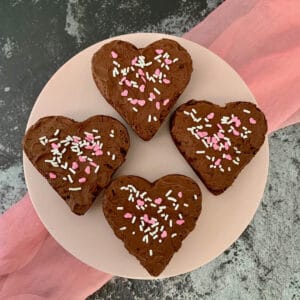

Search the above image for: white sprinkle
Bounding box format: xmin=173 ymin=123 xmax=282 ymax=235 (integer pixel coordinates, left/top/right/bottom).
xmin=165 ymin=189 xmax=172 ymax=197
xmin=62 ymin=177 xmax=67 ymax=181
xmin=193 ymin=194 xmax=198 ymax=200
xmin=206 ymin=155 xmax=211 ymax=160
xmin=243 ymin=109 xmax=251 ymax=114
xmin=148 ymin=115 xmax=152 ymax=122
xmin=183 ymin=111 xmax=190 ymax=115
xmin=119 ymin=226 xmax=126 ymax=231
xmin=54 ymin=129 xmax=60 ymax=136
xmin=69 ymin=168 xmax=76 ymax=174
xmin=48 ymin=138 xmax=58 ymax=142
xmin=179 ymin=213 xmax=183 ymax=219
xmin=142 ymin=235 xmax=149 ymax=243
xmin=92 ymin=129 xmax=98 ymax=133
xmin=139 ymin=225 xmax=143 ymax=232
xmin=175 ymin=204 xmax=179 ymax=210
xmin=153 ymin=235 xmax=158 ymax=240
xmin=168 ymin=197 xmax=177 ymax=202
xmin=112 ymin=154 xmax=116 ymax=161
xmin=131 ymin=216 xmax=136 ymax=224
xmin=233 ymin=160 xmax=239 ymax=165
xmin=132 ymin=231 xmax=136 ymax=235
xmin=164 ymin=215 xmax=169 ymax=221
xmin=165 ymin=65 xmax=170 ymax=70
xmin=202 ymin=139 xmax=209 ymax=148
xmin=153 ymin=116 xmax=158 ymax=122
xmin=149 ymin=249 xmax=153 ymax=256
xmin=205 ymin=124 xmax=212 ymax=128
xmin=160 ymin=226 xmax=165 ymax=232
xmin=169 ymin=219 xmax=173 ymax=227
xmin=107 ymin=151 xmax=110 ymax=156
xmin=192 ymin=108 xmax=197 ymax=114
xmin=154 ymin=87 xmax=160 ymax=95
xmin=67 ymin=175 xmax=73 ymax=183
xmin=154 ymin=54 xmax=161 ymax=60
xmin=183 ymin=203 xmax=189 ymax=207
xmin=60 ymin=162 xmax=68 ymax=169
xmin=94 ymin=165 xmax=100 ymax=173
xmin=173 ymin=58 xmax=179 ymax=62
xmin=220 ymin=168 xmax=225 ymax=172
xmin=150 ymin=203 xmax=157 ymax=207
xmin=69 ymin=187 xmax=81 ymax=191
xmin=228 ymin=167 xmax=231 ymax=172
xmin=171 ymin=233 xmax=177 ymax=238
xmin=117 ymin=207 xmax=124 ymax=210
xmin=196 ymin=150 xmax=205 ymax=154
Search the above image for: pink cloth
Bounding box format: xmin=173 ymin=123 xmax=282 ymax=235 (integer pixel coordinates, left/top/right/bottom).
xmin=1 ymin=0 xmax=300 ymax=299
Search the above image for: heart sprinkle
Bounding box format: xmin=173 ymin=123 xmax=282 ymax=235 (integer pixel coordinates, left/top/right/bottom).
xmin=111 ymin=49 xmax=179 ymax=123
xmin=39 ymin=129 xmax=119 ymax=191
xmin=184 ymin=108 xmax=257 ymax=172
xmin=119 ymin=184 xmax=194 ymax=257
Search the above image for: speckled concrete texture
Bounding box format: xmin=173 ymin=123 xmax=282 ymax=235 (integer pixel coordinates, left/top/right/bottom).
xmin=0 ymin=1 xmax=299 ymax=299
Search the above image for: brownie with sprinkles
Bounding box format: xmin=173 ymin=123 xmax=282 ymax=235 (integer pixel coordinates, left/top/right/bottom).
xmin=92 ymin=38 xmax=193 ymax=141
xmin=102 ymin=174 xmax=202 ymax=276
xmin=170 ymin=100 xmax=268 ymax=195
xmin=23 ymin=115 xmax=130 ymax=215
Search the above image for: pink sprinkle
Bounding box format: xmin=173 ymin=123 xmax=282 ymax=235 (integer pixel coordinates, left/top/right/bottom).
xmin=137 ymin=199 xmax=144 ymax=206
xmin=165 ymin=58 xmax=172 ymax=65
xmin=155 ymin=49 xmax=163 ymax=54
xmin=143 ymin=213 xmax=149 ymax=221
xmin=217 ymin=132 xmax=224 ymax=138
xmin=85 ymin=134 xmax=94 ymax=142
xmin=215 ymin=158 xmax=221 ymax=166
xmin=197 ymin=131 xmax=208 ymax=138
xmin=131 ymin=57 xmax=137 ymax=65
xmin=155 ymin=101 xmax=160 ymax=110
xmin=124 ymin=213 xmax=132 ymax=219
xmin=139 ymin=85 xmax=145 ymax=93
xmin=138 ymin=99 xmax=146 ymax=106
xmin=154 ymin=197 xmax=162 ymax=205
xmin=249 ymin=117 xmax=257 ymax=124
xmin=212 ymin=137 xmax=218 ymax=144
xmin=217 ymin=123 xmax=223 ymax=130
xmin=206 ymin=137 xmax=211 ymax=144
xmin=148 ymin=218 xmax=155 ymax=225
xmin=207 ymin=112 xmax=214 ymax=119
xmin=120 ymin=76 xmax=126 ymax=83
xmin=89 ymin=162 xmax=97 ymax=167
xmin=141 ymin=76 xmax=146 ymax=83
xmin=79 ymin=156 xmax=86 ymax=162
xmin=51 ymin=143 xmax=59 ymax=149
xmin=130 ymin=99 xmax=138 ymax=105
xmin=49 ymin=172 xmax=56 ymax=179
xmin=213 ymin=144 xmax=219 ymax=150
xmin=149 ymin=92 xmax=156 ymax=99
xmin=95 ymin=150 xmax=103 ymax=156
xmin=111 ymin=51 xmax=118 ymax=58
xmin=224 ymin=143 xmax=229 ymax=151
xmin=93 ymin=145 xmax=100 ymax=151
xmin=163 ymin=99 xmax=169 ymax=106
xmin=85 ymin=166 xmax=91 ymax=174
xmin=125 ymin=80 xmax=132 ymax=87
xmin=138 ymin=69 xmax=144 ymax=76
xmin=72 ymin=162 xmax=78 ymax=170
xmin=85 ymin=145 xmax=94 ymax=150
xmin=178 ymin=192 xmax=183 ymax=198
xmin=73 ymin=137 xmax=80 ymax=143
xmin=225 ymin=154 xmax=232 ymax=160
xmin=121 ymin=89 xmax=128 ymax=97
xmin=235 ymin=119 xmax=241 ymax=127
xmin=161 ymin=231 xmax=167 ymax=238
xmin=79 ymin=177 xmax=86 ymax=183
xmin=232 ymin=129 xmax=240 ymax=136
xmin=176 ymin=220 xmax=185 ymax=225
xmin=154 ymin=68 xmax=161 ymax=76
xmin=163 ymin=78 xmax=170 ymax=84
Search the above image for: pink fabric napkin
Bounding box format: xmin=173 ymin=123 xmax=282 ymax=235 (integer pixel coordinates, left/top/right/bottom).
xmin=1 ymin=0 xmax=300 ymax=299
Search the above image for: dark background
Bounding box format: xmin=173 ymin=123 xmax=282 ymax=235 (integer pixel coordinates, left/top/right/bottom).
xmin=0 ymin=1 xmax=299 ymax=299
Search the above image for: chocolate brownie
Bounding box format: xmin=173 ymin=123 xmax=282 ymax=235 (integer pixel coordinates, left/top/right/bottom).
xmin=170 ymin=100 xmax=268 ymax=195
xmin=102 ymin=174 xmax=202 ymax=276
xmin=23 ymin=115 xmax=130 ymax=215
xmin=92 ymin=38 xmax=193 ymax=141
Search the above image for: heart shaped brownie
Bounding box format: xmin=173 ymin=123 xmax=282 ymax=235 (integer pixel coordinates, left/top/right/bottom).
xmin=103 ymin=175 xmax=202 ymax=276
xmin=92 ymin=39 xmax=193 ymax=141
xmin=23 ymin=115 xmax=130 ymax=215
xmin=171 ymin=101 xmax=267 ymax=195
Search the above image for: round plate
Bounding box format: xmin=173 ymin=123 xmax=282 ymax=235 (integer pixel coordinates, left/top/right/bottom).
xmin=23 ymin=33 xmax=269 ymax=279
